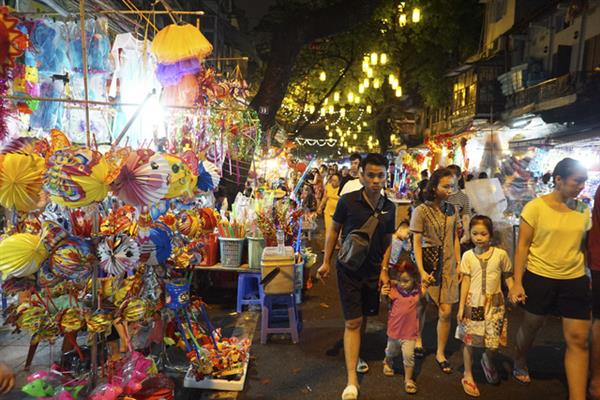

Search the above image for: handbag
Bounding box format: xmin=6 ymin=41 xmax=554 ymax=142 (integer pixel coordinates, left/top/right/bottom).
xmin=421 ymin=204 xmax=448 ymax=286
xmin=337 ymin=192 xmax=386 ymax=271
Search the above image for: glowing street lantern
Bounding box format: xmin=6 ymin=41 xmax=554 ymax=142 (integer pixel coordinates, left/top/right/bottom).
xmin=319 ymin=71 xmax=326 ymax=81
xmin=370 ymin=52 xmax=378 ymax=65
xmin=366 ymin=105 xmax=372 ymax=114
xmin=367 ymin=68 xmax=374 ymax=78
xmin=412 ymin=8 xmax=421 ymax=23
xmin=328 ymin=105 xmax=334 ymax=114
xmin=358 ymin=83 xmax=365 ymax=94
xmin=353 ymin=133 xmax=357 ymax=140
xmin=362 ymin=60 xmax=369 ymax=72
xmin=380 ymin=53 xmax=388 ymax=65
xmin=399 ymin=14 xmax=407 ymax=27
xmin=354 ymin=96 xmax=360 ymax=104
xmin=395 ymin=86 xmax=403 ymax=97
xmin=333 ymin=92 xmax=340 ymax=102
xmin=388 ymin=74 xmax=396 ymax=85
xmin=320 ymin=107 xmax=326 ymax=116
xmin=347 ymin=92 xmax=354 ymax=103
xmin=364 ymin=78 xmax=370 ymax=88
xmin=373 ymin=78 xmax=380 ymax=89
xmin=340 ymin=107 xmax=346 ymax=117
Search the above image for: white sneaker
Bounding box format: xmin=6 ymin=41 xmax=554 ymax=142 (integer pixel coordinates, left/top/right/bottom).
xmin=356 ymin=358 xmax=369 ymax=373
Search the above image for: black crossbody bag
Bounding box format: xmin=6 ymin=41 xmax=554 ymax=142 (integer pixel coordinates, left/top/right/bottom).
xmin=337 ymin=192 xmax=386 ymax=271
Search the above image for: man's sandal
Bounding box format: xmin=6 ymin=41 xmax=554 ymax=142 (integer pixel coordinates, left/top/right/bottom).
xmin=356 ymin=358 xmax=369 ymax=373
xmin=341 ymin=384 xmax=359 ymax=400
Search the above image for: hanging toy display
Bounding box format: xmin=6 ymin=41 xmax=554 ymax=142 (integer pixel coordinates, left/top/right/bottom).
xmin=151 ymin=23 xmax=213 ymax=107
xmin=0 ymin=6 xmax=29 ymax=142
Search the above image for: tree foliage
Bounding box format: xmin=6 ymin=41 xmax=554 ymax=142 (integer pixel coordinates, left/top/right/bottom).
xmin=250 ymin=0 xmax=482 ymax=154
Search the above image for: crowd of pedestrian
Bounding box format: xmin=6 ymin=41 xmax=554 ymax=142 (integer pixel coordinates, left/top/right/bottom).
xmin=315 ymin=153 xmax=600 ymax=400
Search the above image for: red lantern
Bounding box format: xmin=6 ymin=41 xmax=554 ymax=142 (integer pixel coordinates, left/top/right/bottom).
xmin=296 ymin=162 xmax=307 ymax=173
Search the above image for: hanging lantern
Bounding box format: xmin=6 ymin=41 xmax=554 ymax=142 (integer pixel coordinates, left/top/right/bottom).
xmin=353 ymin=133 xmax=357 ymax=140
xmin=347 ymin=92 xmax=354 ymax=103
xmin=380 ymin=53 xmax=388 ymax=65
xmin=366 ymin=68 xmax=374 ymax=78
xmin=370 ymin=52 xmax=378 ymax=65
xmin=340 ymin=107 xmax=346 ymax=117
xmin=395 ymin=86 xmax=403 ymax=97
xmin=412 ymin=8 xmax=421 ymax=23
xmin=333 ymin=92 xmax=340 ymax=102
xmin=373 ymin=79 xmax=380 ymax=89
xmin=399 ymin=14 xmax=407 ymax=27
xmin=364 ymin=78 xmax=370 ymax=88
xmin=151 ymin=24 xmax=213 ymax=63
xmin=319 ymin=71 xmax=326 ymax=81
xmin=358 ymin=83 xmax=365 ymax=94
xmin=362 ymin=60 xmax=369 ymax=72
xmin=366 ymin=105 xmax=372 ymax=114
xmin=328 ymin=105 xmax=334 ymax=114
xmin=354 ymin=96 xmax=360 ymax=104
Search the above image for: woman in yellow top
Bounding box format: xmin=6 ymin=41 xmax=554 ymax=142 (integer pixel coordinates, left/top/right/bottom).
xmin=509 ymin=158 xmax=591 ymax=400
xmin=318 ymin=173 xmax=341 ymax=236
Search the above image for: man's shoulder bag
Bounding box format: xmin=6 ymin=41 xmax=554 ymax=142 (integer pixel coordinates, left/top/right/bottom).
xmin=337 ymin=193 xmax=386 ymax=271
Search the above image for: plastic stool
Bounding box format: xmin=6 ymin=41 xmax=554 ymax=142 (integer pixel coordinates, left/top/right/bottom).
xmin=236 ymin=272 xmax=264 ymax=313
xmin=260 ymin=294 xmax=299 ymax=344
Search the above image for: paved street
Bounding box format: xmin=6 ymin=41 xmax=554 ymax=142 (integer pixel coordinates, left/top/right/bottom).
xmin=238 ymin=229 xmax=570 ymax=400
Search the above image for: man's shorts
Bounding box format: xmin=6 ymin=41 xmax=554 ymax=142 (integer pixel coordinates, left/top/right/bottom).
xmin=522 ymin=270 xmax=591 ymax=320
xmin=336 ymin=264 xmax=380 ymax=321
xmin=592 ymin=269 xmax=600 ymax=320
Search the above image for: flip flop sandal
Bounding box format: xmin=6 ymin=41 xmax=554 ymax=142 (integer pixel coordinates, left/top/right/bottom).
xmin=414 ymin=347 xmax=425 ymax=359
xmin=341 ymin=384 xmax=359 ymax=400
xmin=436 ymin=359 xmax=453 ymax=374
xmin=481 ymin=356 xmax=499 ymax=384
xmin=404 ymin=379 xmax=418 ymax=394
xmin=356 ymin=358 xmax=369 ymax=373
xmin=461 ymin=378 xmax=481 ymax=397
xmin=512 ymin=365 xmax=531 ymax=384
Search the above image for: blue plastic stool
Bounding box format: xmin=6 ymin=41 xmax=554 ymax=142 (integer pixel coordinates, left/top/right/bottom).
xmin=236 ymin=272 xmax=264 ymax=313
xmin=260 ymin=293 xmax=300 ymax=344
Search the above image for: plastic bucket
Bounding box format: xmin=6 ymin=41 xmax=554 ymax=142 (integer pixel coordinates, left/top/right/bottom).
xmin=218 ymin=237 xmax=245 ymax=268
xmin=247 ymin=237 xmax=265 ymax=270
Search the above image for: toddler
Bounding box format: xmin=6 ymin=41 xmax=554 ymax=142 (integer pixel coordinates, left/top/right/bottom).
xmin=381 ymin=261 xmax=423 ymax=394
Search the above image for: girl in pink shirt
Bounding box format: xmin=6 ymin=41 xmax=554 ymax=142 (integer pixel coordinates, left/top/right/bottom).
xmin=381 ymin=261 xmax=423 ymax=394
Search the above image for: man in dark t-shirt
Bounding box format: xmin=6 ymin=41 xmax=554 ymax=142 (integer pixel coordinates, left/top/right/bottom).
xmin=317 ymin=153 xmax=396 ymax=400
xmin=338 ymin=153 xmax=362 ymax=195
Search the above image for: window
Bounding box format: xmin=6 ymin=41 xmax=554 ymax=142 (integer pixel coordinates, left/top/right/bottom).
xmin=584 ymin=34 xmax=600 ymax=71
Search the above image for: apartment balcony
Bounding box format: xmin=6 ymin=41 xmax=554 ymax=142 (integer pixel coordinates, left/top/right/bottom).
xmin=503 ymin=71 xmax=600 ymax=120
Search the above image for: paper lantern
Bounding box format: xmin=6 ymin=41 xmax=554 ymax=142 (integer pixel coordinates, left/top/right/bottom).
xmin=0 ymin=153 xmax=45 ymax=211
xmin=112 ymin=149 xmax=170 ymax=207
xmin=151 ymin=24 xmax=212 ymax=63
xmin=0 ymin=233 xmax=47 ymax=279
xmin=45 ymin=148 xmax=113 ymax=208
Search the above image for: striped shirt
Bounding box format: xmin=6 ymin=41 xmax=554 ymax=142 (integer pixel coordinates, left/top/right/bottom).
xmin=448 ymin=190 xmax=472 ymax=217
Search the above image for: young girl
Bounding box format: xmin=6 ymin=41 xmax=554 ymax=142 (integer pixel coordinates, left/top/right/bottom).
xmin=381 ymin=261 xmax=423 ymax=394
xmin=456 ymin=215 xmax=514 ymax=397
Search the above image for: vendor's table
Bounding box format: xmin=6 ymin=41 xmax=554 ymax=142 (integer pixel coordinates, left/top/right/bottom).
xmin=193 ymin=263 xmax=251 ymax=272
